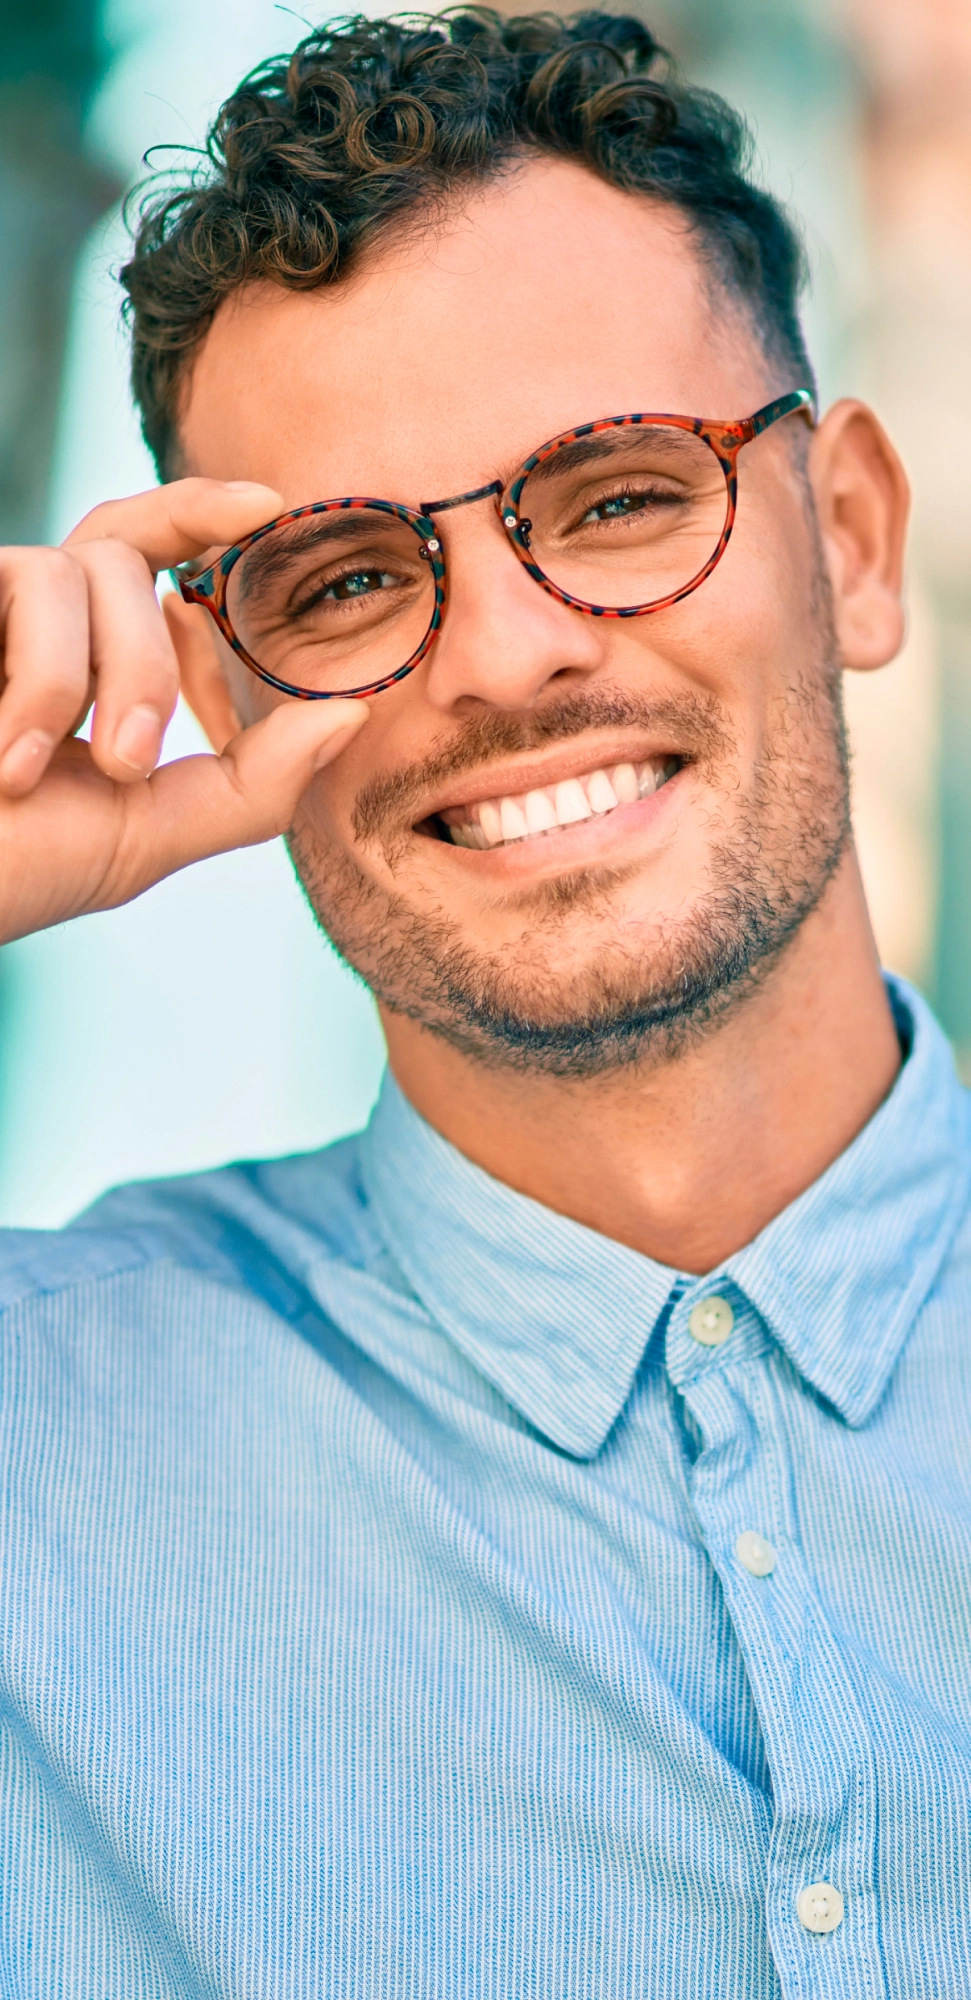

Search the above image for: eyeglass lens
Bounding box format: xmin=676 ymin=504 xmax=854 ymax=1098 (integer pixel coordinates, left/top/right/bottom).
xmin=225 ymin=508 xmax=435 ymax=696
xmin=517 ymin=425 xmax=728 ymax=608
xmin=225 ymin=424 xmax=729 ymax=695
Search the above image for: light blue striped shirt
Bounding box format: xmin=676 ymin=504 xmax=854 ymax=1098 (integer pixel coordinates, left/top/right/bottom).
xmin=1 ymin=975 xmax=969 ymax=1996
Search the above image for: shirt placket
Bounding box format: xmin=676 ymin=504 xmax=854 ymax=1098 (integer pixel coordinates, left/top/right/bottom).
xmin=665 ymin=1281 xmax=886 ymax=2000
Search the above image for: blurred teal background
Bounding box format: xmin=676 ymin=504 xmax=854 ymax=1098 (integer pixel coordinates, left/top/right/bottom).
xmin=0 ymin=0 xmax=967 ymax=1223
xmin=0 ymin=0 xmax=389 ymax=1224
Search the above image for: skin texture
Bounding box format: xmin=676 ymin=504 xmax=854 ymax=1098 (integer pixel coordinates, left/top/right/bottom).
xmin=0 ymin=158 xmax=910 ymax=1271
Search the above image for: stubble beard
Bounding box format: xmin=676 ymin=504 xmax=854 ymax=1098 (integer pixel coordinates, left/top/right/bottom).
xmin=289 ymin=619 xmax=851 ymax=1082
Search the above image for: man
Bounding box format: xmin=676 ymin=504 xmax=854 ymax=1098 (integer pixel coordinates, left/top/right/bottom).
xmin=0 ymin=8 xmax=965 ymax=1994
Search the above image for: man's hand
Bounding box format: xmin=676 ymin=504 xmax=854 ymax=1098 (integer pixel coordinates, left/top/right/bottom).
xmin=0 ymin=480 xmax=369 ymax=946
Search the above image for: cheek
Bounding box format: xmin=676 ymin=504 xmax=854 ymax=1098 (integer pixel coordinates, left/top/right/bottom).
xmin=293 ymin=709 xmax=397 ymax=859
xmin=594 ymin=587 xmax=783 ymax=736
xmin=645 ymin=503 xmax=819 ymax=720
xmin=299 ymin=674 xmax=437 ymax=850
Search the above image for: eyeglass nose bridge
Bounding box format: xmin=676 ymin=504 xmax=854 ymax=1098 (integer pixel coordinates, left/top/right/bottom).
xmin=418 ymin=477 xmax=504 ymax=516
xmin=417 ymin=475 xmax=533 ymax=561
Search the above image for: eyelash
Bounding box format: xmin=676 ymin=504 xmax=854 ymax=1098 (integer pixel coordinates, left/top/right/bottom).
xmin=573 ymin=481 xmax=686 ymax=529
xmin=289 ymin=562 xmax=408 ymax=616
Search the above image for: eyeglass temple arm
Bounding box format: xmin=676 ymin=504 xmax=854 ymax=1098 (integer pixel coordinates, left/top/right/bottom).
xmin=748 ymin=388 xmax=817 ymax=438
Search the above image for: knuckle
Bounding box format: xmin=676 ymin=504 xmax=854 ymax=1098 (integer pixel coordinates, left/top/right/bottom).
xmin=219 ymin=746 xmax=251 ymax=804
xmin=73 ymin=534 xmax=148 ymax=580
xmin=1 ymin=544 xmax=82 ymax=591
xmin=220 ymin=746 xmax=283 ymax=831
xmin=41 ymin=545 xmax=82 ymax=582
xmin=27 ymin=667 xmax=88 ymax=706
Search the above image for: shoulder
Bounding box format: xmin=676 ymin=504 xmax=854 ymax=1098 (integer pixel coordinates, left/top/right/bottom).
xmin=0 ymin=1128 xmax=379 ymax=1327
xmin=0 ymin=1219 xmax=163 ymax=1317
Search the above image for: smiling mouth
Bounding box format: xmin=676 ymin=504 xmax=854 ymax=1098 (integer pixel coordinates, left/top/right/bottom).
xmin=431 ymin=755 xmax=684 ymax=850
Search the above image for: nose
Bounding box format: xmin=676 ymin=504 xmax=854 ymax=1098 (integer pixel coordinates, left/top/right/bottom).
xmin=420 ymin=505 xmax=605 ymax=713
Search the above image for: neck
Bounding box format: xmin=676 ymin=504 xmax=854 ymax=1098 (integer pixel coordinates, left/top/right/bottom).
xmin=382 ymin=850 xmax=902 ymax=1273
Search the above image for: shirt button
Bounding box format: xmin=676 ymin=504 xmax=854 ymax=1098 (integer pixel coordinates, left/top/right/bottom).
xmin=688 ymin=1295 xmax=734 ymax=1346
xmin=796 ymin=1881 xmax=845 ymax=1933
xmin=734 ymin=1530 xmax=777 ymax=1576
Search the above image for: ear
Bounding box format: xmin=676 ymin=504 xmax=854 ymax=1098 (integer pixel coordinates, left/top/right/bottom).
xmin=809 ymin=398 xmax=910 ymax=673
xmin=163 ymin=593 xmax=243 ymax=752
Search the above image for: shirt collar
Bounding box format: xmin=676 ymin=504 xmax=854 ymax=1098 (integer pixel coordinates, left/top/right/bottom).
xmin=360 ymin=978 xmax=970 ymax=1455
xmin=721 ymin=978 xmax=971 ymax=1424
xmin=360 ymin=1078 xmax=676 ymax=1457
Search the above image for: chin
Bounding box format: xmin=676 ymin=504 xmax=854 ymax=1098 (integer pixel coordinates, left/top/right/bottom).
xmin=290 ymin=755 xmax=850 ymax=1078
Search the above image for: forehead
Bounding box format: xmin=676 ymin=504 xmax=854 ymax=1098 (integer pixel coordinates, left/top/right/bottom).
xmin=181 ymin=155 xmax=769 ymax=501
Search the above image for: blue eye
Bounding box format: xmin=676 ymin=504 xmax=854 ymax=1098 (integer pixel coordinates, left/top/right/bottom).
xmin=592 ymin=493 xmax=649 ymax=521
xmin=582 ymin=486 xmax=687 ymax=527
xmin=326 ymin=569 xmax=397 ymax=600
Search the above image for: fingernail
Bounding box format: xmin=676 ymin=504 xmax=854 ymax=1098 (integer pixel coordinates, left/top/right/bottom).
xmin=224 ymin=481 xmax=276 ymax=493
xmin=0 ymin=728 xmax=55 ymax=792
xmin=112 ymin=705 xmax=163 ymax=774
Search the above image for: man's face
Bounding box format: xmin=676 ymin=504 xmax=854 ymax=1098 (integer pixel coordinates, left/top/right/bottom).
xmin=182 ymin=158 xmax=848 ymax=1074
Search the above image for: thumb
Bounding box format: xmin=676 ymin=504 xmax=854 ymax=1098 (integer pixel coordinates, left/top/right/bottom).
xmin=112 ymin=696 xmax=369 ymax=902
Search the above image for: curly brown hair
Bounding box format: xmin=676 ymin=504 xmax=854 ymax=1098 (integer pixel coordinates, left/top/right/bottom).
xmin=121 ymin=8 xmax=813 ymax=478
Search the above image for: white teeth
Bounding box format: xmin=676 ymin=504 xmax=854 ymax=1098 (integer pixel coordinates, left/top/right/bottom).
xmin=499 ymin=796 xmax=529 ymax=842
xmin=446 ymin=755 xmax=678 ymax=848
xmin=478 ymin=799 xmax=503 ymax=846
xmin=553 ymin=778 xmax=593 ymax=826
xmin=524 ymin=788 xmax=558 ymax=835
xmin=585 ymin=768 xmax=619 ymax=815
xmin=611 ymin=762 xmax=639 ymax=805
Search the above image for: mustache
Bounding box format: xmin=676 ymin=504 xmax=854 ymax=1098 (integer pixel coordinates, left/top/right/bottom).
xmin=352 ymin=688 xmax=734 ymax=842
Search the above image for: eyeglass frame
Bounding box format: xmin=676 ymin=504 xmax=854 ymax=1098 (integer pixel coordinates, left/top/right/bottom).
xmin=174 ymin=387 xmax=815 ymax=702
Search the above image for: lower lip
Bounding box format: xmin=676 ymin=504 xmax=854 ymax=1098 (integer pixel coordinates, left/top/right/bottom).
xmin=432 ymin=768 xmax=686 ymax=878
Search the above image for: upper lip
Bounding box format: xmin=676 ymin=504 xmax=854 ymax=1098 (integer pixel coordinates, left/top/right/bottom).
xmin=416 ymin=733 xmax=687 ymax=825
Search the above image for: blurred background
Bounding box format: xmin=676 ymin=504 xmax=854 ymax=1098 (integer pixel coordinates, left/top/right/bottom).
xmin=0 ymin=0 xmax=968 ymax=1225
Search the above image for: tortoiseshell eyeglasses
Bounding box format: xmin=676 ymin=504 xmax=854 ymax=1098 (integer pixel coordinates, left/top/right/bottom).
xmin=175 ymin=388 xmax=815 ymax=701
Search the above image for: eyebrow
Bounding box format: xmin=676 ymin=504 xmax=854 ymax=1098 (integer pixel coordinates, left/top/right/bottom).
xmin=524 ymin=426 xmax=704 ymax=486
xmin=235 ymin=510 xmax=412 ymax=603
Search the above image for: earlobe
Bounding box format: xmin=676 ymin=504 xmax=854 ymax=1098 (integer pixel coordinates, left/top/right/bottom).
xmin=810 ymin=398 xmax=910 ymax=674
xmin=162 ymin=592 xmax=243 ymax=750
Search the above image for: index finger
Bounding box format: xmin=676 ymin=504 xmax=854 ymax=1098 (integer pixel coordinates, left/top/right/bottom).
xmin=63 ymin=478 xmax=284 ymax=575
